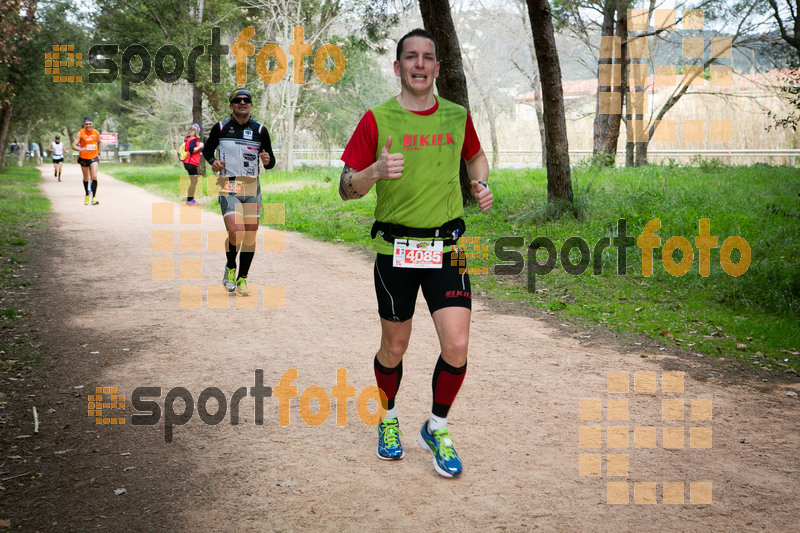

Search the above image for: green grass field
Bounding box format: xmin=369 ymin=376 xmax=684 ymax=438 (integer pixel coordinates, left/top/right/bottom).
xmin=0 ymin=166 xmax=51 ymax=368
xmin=104 ymin=161 xmax=800 ymax=375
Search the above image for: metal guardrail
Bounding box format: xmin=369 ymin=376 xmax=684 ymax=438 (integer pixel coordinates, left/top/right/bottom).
xmin=118 ymin=150 xmax=166 ymax=156
xmin=555 ymin=149 xmax=800 ymax=166
xmin=98 ymin=148 xmax=800 ymax=167
xmin=97 ymin=150 xmax=166 ymax=164
xmin=290 ymin=148 xmax=800 ymax=168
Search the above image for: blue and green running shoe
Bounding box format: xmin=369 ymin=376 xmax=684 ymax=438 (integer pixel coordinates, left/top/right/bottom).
xmin=377 ymin=418 xmax=404 ymax=460
xmin=418 ymin=422 xmax=462 ymax=477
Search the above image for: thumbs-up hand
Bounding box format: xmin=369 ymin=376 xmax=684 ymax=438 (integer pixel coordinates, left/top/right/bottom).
xmin=376 ymin=136 xmax=404 ymax=180
xmin=471 ymin=180 xmax=493 ymax=212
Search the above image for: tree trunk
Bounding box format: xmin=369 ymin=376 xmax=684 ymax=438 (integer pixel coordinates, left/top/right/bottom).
xmin=191 ymin=86 xmax=203 ymax=135
xmin=625 ymin=137 xmax=634 ymax=166
xmin=634 ymin=135 xmax=648 ymax=165
xmin=592 ymin=0 xmax=615 ymax=164
xmin=283 ymin=83 xmax=297 ymax=172
xmin=192 ymin=84 xmax=204 ymax=174
xmin=190 ymin=0 xmax=205 ymax=175
xmin=66 ymin=125 xmax=74 ymax=162
xmin=635 ymin=142 xmax=648 ymax=166
xmin=486 ymin=98 xmax=499 ymax=170
xmin=520 ymin=9 xmax=547 ymax=168
xmin=630 ymin=0 xmax=656 ymax=166
xmin=534 ymin=89 xmax=546 ymax=168
xmin=525 ymin=0 xmax=573 ymax=208
xmin=463 ymin=56 xmax=500 ymax=169
xmin=0 ymin=101 xmax=12 ymax=168
xmin=418 ymin=0 xmax=473 ymax=203
xmin=624 ymin=19 xmax=635 ymax=168
xmin=30 ymin=118 xmax=43 ymax=163
xmin=278 ymin=19 xmax=297 ymax=173
xmin=601 ymin=4 xmax=626 ymax=162
xmin=18 ymin=129 xmax=29 ymax=166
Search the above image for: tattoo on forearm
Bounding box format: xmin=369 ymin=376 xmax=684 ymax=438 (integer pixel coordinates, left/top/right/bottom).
xmin=339 ymin=165 xmax=364 ymax=200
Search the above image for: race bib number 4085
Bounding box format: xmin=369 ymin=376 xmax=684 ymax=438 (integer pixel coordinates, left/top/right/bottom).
xmin=393 ymin=239 xmax=444 ymax=269
xmin=220 ymin=181 xmax=243 ymax=194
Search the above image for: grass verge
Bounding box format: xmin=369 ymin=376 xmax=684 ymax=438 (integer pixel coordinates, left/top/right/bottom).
xmin=0 ymin=166 xmax=51 ymax=370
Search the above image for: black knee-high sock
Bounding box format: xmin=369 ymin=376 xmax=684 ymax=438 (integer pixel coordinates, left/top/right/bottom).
xmin=374 ymin=356 xmax=403 ymax=411
xmin=431 ymin=355 xmax=467 ymax=418
xmin=91 ymin=180 xmax=98 ymax=196
xmin=225 ymin=239 xmax=237 ymax=269
xmin=238 ymin=251 xmax=255 ymax=278
xmin=83 ymin=180 xmax=89 ymax=194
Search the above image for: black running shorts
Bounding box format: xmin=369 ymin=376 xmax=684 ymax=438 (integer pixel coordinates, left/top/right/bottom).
xmin=373 ymin=251 xmax=472 ymax=322
xmin=78 ymin=157 xmax=99 ymax=167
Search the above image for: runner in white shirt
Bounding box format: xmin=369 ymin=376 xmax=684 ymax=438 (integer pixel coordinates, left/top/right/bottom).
xmin=50 ymin=135 xmax=66 ymax=181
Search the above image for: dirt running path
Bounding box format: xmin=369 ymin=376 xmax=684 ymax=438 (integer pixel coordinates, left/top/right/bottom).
xmin=10 ymin=164 xmax=800 ymax=531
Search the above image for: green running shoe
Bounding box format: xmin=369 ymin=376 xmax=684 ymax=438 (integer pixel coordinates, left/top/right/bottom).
xmin=377 ymin=418 xmax=405 ymax=460
xmin=235 ymin=276 xmax=251 ymax=296
xmin=418 ymin=423 xmax=462 ymax=477
xmin=223 ymin=267 xmax=236 ymax=292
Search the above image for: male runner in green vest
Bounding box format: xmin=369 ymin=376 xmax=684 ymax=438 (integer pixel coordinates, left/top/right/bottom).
xmin=340 ymin=28 xmax=493 ymax=478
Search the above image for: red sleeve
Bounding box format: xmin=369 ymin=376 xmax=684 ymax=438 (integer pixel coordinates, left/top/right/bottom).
xmin=341 ymin=111 xmax=378 ymax=172
xmin=461 ymin=112 xmax=481 ymax=161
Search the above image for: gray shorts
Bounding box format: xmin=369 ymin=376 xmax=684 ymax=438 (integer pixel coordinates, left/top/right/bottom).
xmin=218 ymin=177 xmax=261 ymax=219
xmin=219 ymin=192 xmax=262 ymax=219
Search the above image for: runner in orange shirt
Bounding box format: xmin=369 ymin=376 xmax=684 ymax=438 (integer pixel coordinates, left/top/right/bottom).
xmin=72 ymin=117 xmax=101 ymax=205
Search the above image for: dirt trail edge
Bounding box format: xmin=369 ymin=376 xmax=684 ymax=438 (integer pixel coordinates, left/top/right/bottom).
xmin=2 ymin=164 xmax=799 ymax=532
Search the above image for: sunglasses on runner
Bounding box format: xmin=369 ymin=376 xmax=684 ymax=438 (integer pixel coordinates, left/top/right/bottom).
xmin=231 ymin=98 xmax=251 ymax=104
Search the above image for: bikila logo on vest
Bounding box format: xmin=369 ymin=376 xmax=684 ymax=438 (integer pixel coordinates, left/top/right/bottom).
xmin=402 ymin=133 xmax=455 ymax=151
